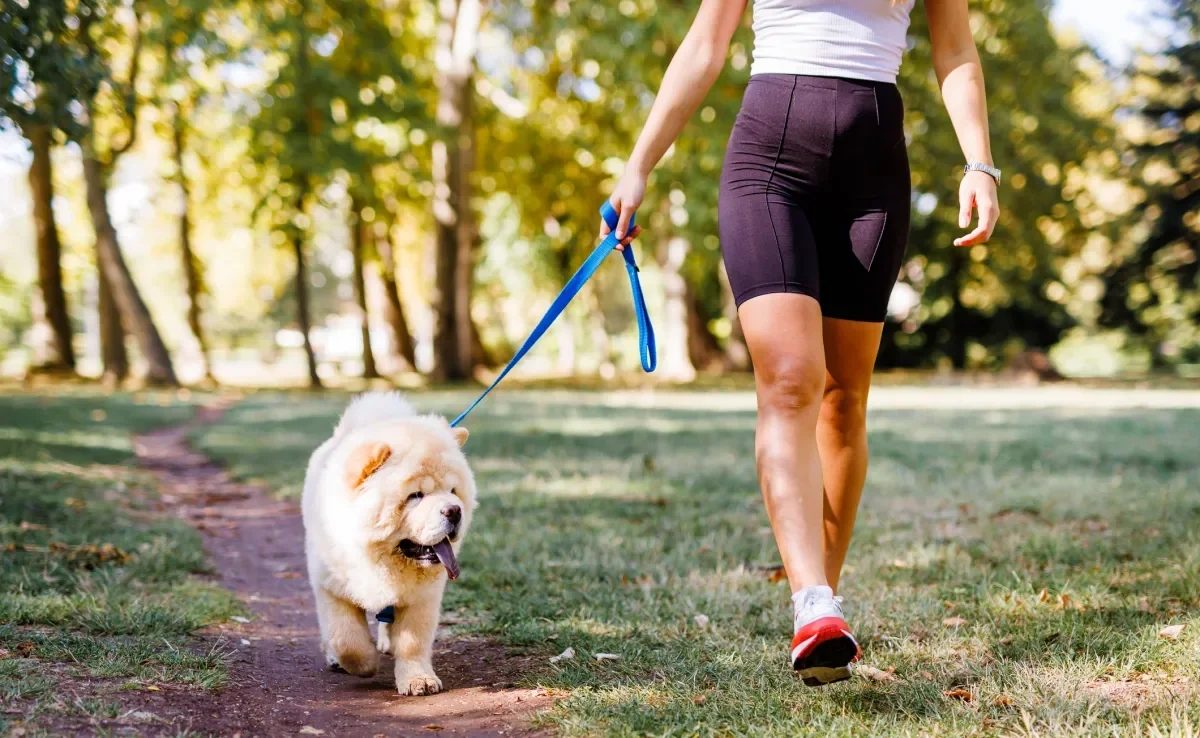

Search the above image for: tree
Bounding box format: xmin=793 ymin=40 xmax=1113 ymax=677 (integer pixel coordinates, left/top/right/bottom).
xmin=1 ymin=1 xmax=81 ymax=373
xmin=26 ymin=123 xmax=76 ymax=373
xmin=430 ymin=0 xmax=484 ymax=381
xmin=1100 ymin=1 xmax=1200 ymax=364
xmin=350 ymin=194 xmax=380 ymax=379
xmin=82 ymin=11 xmax=178 ymax=386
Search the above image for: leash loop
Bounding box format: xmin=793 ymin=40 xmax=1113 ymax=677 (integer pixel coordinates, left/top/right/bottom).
xmin=449 ymin=202 xmax=656 ymax=428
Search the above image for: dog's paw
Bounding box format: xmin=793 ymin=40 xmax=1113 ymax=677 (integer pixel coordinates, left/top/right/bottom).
xmin=398 ymin=673 xmax=442 ymax=696
xmin=376 ymin=623 xmax=392 ymax=655
xmin=329 ymin=644 xmax=379 ymax=678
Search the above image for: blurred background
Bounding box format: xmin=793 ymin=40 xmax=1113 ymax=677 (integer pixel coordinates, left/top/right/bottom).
xmin=0 ymin=0 xmax=1193 ymax=388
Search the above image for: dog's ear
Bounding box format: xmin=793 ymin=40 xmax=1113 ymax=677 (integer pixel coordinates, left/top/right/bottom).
xmin=450 ymin=427 xmax=468 ymax=448
xmin=344 ymin=442 xmax=392 ymax=491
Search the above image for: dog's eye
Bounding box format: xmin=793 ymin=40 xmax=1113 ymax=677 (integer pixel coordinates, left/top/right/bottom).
xmin=407 ymin=492 xmax=424 ymax=503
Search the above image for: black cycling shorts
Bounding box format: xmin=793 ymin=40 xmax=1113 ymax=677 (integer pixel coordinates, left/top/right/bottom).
xmin=718 ymin=74 xmax=911 ymax=322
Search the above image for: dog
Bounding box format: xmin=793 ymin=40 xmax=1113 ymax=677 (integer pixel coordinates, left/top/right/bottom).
xmin=302 ymin=391 xmax=476 ymax=695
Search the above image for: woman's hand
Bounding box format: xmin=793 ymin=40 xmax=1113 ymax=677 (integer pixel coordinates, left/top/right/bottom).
xmin=601 ymin=170 xmax=645 ymax=251
xmin=953 ymin=171 xmax=998 ymax=247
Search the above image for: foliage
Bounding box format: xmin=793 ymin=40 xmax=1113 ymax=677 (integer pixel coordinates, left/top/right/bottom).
xmin=1101 ymin=1 xmax=1200 ymax=365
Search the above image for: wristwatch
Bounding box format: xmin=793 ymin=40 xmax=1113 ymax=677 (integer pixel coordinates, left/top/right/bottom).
xmin=964 ymin=162 xmax=1001 ymax=184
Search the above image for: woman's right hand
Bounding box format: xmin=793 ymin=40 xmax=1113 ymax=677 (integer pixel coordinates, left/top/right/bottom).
xmin=601 ymin=171 xmax=646 ymax=251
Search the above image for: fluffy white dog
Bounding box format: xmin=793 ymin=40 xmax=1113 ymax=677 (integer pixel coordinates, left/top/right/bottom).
xmin=302 ymin=391 xmax=476 ymax=695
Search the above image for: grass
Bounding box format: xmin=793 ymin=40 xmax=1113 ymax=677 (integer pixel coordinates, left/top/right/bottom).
xmin=0 ymin=389 xmax=242 ymax=736
xmin=192 ymin=386 xmax=1200 ymax=737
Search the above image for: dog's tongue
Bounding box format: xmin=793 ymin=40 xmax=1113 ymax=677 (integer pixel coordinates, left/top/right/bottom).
xmin=432 ymin=539 xmax=459 ymax=580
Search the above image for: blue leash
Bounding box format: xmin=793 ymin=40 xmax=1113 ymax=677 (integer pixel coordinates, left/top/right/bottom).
xmin=377 ymin=202 xmax=656 ymax=624
xmin=449 ymin=201 xmax=657 ymax=428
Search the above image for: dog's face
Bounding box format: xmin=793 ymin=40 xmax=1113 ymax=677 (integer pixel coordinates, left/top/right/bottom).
xmin=342 ymin=419 xmax=476 ymax=578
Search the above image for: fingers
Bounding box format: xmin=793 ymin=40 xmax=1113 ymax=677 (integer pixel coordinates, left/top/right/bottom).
xmin=958 ymin=187 xmax=974 ymax=229
xmin=953 ymin=222 xmax=988 ymax=247
xmin=613 ymin=225 xmax=641 ymax=251
xmin=615 ymin=204 xmax=635 ymax=240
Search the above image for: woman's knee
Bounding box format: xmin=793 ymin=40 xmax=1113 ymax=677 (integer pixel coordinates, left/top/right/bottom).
xmin=821 ymin=381 xmax=869 ymax=434
xmin=757 ymin=357 xmax=826 ymax=415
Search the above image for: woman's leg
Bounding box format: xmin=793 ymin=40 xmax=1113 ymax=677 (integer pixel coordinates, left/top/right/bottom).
xmin=817 ymin=317 xmax=884 ymax=592
xmin=739 ymin=293 xmax=828 ymax=592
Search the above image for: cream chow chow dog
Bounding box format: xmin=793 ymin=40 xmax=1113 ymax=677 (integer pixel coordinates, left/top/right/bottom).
xmin=302 ymin=391 xmax=476 ymax=696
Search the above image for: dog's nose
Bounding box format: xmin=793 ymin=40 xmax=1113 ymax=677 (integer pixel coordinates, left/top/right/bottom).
xmin=443 ymin=505 xmax=462 ymax=526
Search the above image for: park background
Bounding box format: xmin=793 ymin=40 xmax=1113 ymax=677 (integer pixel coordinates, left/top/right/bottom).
xmin=0 ymin=0 xmax=1195 ymax=387
xmin=3 ymin=1 xmax=1200 ymax=737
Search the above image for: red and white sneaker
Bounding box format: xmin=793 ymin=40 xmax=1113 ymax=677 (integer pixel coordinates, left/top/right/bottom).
xmin=790 ymin=585 xmax=861 ymax=687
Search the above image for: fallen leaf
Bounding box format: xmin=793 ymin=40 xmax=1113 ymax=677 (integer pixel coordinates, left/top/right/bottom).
xmin=240 ymin=639 xmax=251 ymax=646
xmin=299 ymin=727 xmax=325 ymax=735
xmin=0 ymin=648 xmax=9 ymax=659
xmin=275 ymin=571 xmax=300 ymax=579
xmin=766 ymin=566 xmax=787 ymax=583
xmin=891 ymin=559 xmax=910 ymax=569
xmin=145 ymin=685 xmax=160 ymax=692
xmin=692 ymin=694 xmax=707 ymax=705
xmin=128 ymin=711 xmax=158 ymax=721
xmin=549 ymin=647 xmax=575 ymax=664
xmin=693 ymin=614 xmax=710 ymax=628
xmin=942 ymin=617 xmax=968 ymax=628
xmin=854 ymin=665 xmax=897 ymax=682
xmin=943 ymin=687 xmax=974 ymax=702
xmin=1057 ymin=593 xmax=1071 ymax=609
xmin=423 ymin=725 xmax=443 ymax=731
xmin=994 ymin=695 xmax=1013 ymax=707
xmin=1038 ymin=589 xmax=1050 ymax=603
xmin=999 ymin=636 xmax=1014 ymax=645
xmin=594 ymin=653 xmax=620 ymax=661
xmin=18 ymin=521 xmax=47 ymax=532
xmin=1159 ymin=624 xmax=1186 ymax=640
xmin=920 ymin=671 xmax=935 ymax=680
xmin=1138 ymin=597 xmax=1153 ymax=613
xmin=230 ymin=616 xmax=250 ymax=624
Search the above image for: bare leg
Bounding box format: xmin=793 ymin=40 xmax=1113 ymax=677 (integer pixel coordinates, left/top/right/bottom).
xmin=817 ymin=317 xmax=883 ymax=592
xmin=314 ymin=587 xmax=378 ymax=677
xmin=392 ymin=594 xmax=443 ymax=696
xmin=739 ymin=294 xmax=828 ymax=592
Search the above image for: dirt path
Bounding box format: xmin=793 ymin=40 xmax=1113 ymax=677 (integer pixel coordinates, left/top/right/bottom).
xmin=133 ymin=409 xmax=553 ymax=738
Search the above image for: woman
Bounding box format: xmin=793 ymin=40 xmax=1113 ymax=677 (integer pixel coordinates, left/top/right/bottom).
xmin=602 ymin=0 xmax=999 ymax=686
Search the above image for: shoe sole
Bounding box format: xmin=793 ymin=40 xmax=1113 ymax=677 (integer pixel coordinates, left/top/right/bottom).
xmin=793 ymin=631 xmax=859 ymax=687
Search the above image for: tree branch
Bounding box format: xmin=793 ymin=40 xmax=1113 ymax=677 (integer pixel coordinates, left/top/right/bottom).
xmin=110 ymin=2 xmax=143 ymax=158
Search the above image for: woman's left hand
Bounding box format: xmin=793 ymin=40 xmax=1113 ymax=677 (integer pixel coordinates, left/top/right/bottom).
xmin=954 ymin=171 xmax=999 ymax=247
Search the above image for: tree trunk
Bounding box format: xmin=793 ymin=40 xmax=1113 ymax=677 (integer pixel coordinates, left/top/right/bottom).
xmin=431 ymin=0 xmax=482 ymax=381
xmin=944 ymin=248 xmax=968 ymax=369
xmin=172 ymin=110 xmax=214 ymax=383
xmin=685 ymin=278 xmax=726 ymax=373
xmin=350 ymin=196 xmax=380 ymax=380
xmin=375 ymin=217 xmax=417 ymax=370
xmin=27 ymin=123 xmax=75 ymax=372
xmin=657 ymin=234 xmax=696 ymax=382
xmin=292 ymin=184 xmax=322 ymax=389
xmin=719 ymin=262 xmax=751 ymax=370
xmin=97 ymin=265 xmax=129 ymax=386
xmin=82 ymin=153 xmax=178 ymax=386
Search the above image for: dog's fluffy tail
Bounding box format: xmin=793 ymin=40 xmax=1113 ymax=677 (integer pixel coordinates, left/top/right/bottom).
xmin=334 ymin=391 xmax=416 ymax=436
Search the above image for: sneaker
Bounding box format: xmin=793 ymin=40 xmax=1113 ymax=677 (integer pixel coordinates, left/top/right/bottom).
xmin=791 ymin=584 xmax=861 ymax=686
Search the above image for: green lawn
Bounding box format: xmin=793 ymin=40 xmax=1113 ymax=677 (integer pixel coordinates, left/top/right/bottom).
xmin=198 ymin=388 xmax=1200 ymax=737
xmin=0 ymin=390 xmax=241 ymax=736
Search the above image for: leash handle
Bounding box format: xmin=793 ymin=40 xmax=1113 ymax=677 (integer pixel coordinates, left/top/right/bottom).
xmin=449 ymin=202 xmax=656 ymax=428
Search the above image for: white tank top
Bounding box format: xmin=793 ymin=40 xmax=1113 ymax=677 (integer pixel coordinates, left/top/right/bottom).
xmin=750 ymin=0 xmax=915 ymax=83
